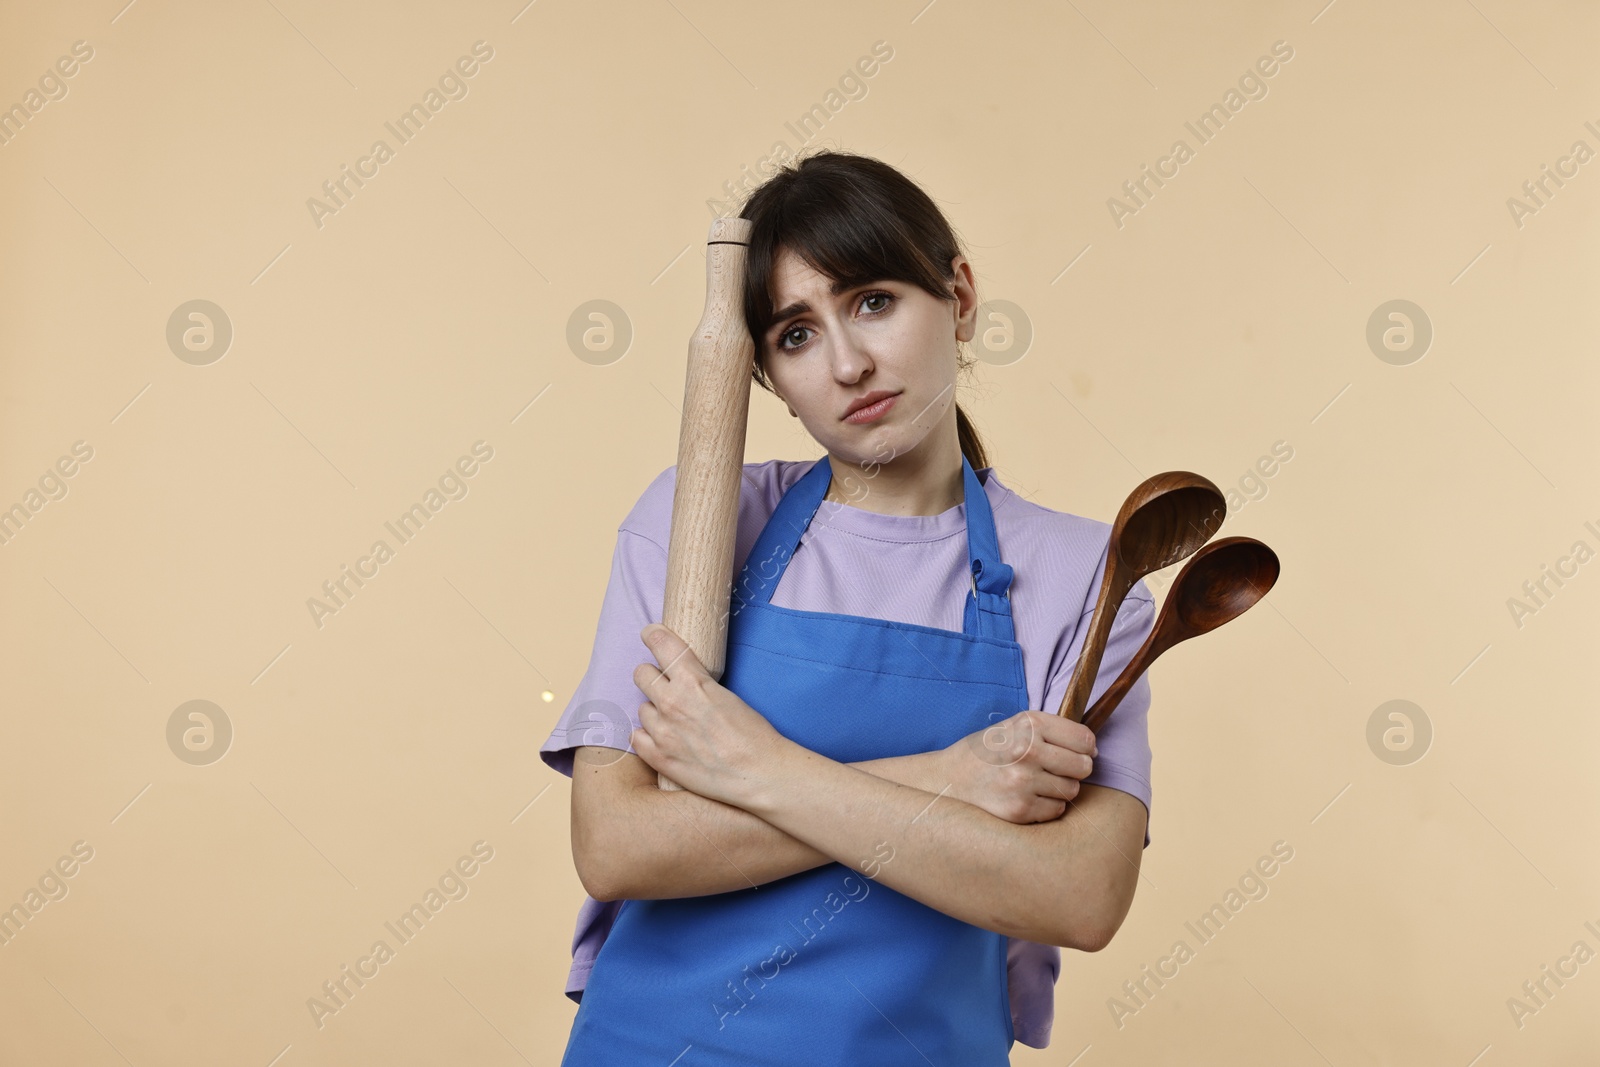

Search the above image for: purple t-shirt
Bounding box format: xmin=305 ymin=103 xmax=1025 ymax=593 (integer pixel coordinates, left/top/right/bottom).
xmin=540 ymin=458 xmax=1156 ymax=1050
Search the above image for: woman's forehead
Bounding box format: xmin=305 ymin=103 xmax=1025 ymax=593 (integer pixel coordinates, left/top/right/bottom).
xmin=769 ymin=250 xmax=887 ymax=305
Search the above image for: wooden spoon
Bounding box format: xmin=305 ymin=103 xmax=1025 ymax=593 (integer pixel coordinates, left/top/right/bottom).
xmin=1082 ymin=536 xmax=1280 ymax=734
xmin=1056 ymin=472 xmax=1226 ymax=723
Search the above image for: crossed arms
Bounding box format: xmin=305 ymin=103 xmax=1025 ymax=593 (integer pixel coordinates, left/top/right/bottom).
xmin=569 ymin=706 xmax=1146 ymax=951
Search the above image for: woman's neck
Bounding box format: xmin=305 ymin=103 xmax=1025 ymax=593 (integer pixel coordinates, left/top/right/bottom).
xmin=821 ymin=432 xmax=968 ymax=517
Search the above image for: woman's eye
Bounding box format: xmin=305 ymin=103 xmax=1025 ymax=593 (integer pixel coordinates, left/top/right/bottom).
xmin=776 ymin=291 xmax=892 ymax=351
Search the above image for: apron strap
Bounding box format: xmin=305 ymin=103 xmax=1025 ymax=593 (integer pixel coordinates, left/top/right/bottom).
xmin=958 ymin=455 xmax=1016 ymax=642
xmin=730 ymin=459 xmax=831 ymax=611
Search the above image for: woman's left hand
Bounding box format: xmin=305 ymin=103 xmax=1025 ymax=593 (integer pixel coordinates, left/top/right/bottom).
xmin=630 ymin=623 xmax=787 ymax=805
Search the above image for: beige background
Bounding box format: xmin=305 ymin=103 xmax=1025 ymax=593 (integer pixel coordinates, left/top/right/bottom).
xmin=2 ymin=0 xmax=1596 ymax=1063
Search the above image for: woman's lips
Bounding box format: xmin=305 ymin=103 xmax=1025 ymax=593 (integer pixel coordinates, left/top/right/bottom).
xmin=843 ymin=393 xmax=898 ymax=424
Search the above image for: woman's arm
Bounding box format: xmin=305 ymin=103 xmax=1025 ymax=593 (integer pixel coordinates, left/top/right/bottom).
xmin=570 ymin=745 xmax=958 ymax=902
xmin=732 ymin=742 xmax=1146 ymax=951
xmin=572 ymin=704 xmax=1093 ymax=901
xmin=626 ymin=623 xmax=1145 ymax=951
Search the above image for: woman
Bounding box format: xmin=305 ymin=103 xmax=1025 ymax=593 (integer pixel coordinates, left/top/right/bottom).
xmin=541 ymin=151 xmax=1156 ymax=1064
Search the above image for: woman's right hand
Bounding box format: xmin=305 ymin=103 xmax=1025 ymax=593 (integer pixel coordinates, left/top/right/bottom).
xmin=940 ymin=710 xmax=1097 ymax=824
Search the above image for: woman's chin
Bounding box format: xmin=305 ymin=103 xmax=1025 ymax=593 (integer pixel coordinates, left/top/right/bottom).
xmin=824 ymin=429 xmax=926 ymax=470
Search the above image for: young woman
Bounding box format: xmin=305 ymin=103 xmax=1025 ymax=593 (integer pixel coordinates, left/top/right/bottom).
xmin=541 ymin=151 xmax=1156 ymax=1064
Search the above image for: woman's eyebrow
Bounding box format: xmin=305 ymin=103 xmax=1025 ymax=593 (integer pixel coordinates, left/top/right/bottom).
xmin=769 ymin=278 xmax=869 ymax=329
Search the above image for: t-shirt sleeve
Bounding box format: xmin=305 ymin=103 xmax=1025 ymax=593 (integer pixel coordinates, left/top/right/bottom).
xmin=1040 ymin=576 xmax=1157 ymax=848
xmin=539 ymin=497 xmax=671 ymax=778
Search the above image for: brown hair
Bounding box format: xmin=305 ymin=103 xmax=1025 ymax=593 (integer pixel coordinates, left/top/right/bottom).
xmin=736 ymin=150 xmax=989 ymax=471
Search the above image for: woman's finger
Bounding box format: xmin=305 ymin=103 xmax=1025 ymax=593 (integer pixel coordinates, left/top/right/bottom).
xmin=1050 ymin=780 xmax=1080 ymax=806
xmin=1035 ymin=712 xmax=1097 ymax=756
xmin=632 ymin=661 xmax=668 ymax=695
xmin=640 ymin=623 xmax=707 ymax=682
xmin=1034 ymin=742 xmax=1094 ymax=781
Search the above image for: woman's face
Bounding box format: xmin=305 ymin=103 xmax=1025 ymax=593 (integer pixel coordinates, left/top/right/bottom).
xmin=760 ymin=246 xmax=979 ymax=470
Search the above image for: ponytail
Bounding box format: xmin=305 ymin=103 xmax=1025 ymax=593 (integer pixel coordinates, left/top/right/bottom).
xmin=954 ymin=403 xmax=988 ymax=471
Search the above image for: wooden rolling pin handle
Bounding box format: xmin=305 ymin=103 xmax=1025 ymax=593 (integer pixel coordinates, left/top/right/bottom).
xmin=657 ymin=216 xmax=754 ymax=792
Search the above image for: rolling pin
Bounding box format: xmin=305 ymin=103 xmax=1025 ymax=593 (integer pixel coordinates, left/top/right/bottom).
xmin=656 ymin=216 xmax=754 ymax=791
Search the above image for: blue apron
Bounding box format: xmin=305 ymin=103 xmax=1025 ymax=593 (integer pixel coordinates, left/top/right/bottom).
xmin=560 ymin=454 xmax=1030 ymax=1066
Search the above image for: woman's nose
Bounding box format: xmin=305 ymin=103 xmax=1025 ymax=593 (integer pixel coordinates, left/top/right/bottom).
xmin=829 ymin=331 xmax=874 ymax=381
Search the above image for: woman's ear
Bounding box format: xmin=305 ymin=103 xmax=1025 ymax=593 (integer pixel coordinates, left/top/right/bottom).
xmin=950 ymin=254 xmax=980 ymax=344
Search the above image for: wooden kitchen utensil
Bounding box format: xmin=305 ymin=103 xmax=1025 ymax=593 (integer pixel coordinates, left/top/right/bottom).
xmin=656 ymin=216 xmax=754 ymax=791
xmin=1057 ymin=472 xmax=1226 ymax=723
xmin=1081 ymin=535 xmax=1280 ymax=734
